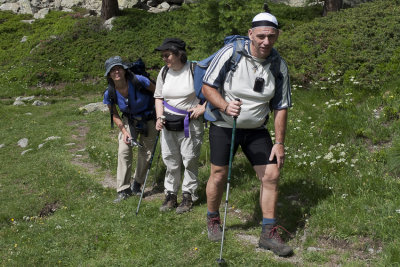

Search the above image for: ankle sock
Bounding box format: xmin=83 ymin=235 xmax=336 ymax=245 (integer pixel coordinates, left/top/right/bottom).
xmin=207 ymin=210 xmax=220 ymax=218
xmin=262 ymin=218 xmax=276 ymax=226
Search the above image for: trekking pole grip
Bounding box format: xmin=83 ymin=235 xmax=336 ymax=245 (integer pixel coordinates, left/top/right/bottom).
xmin=234 ymin=98 xmax=240 ymax=119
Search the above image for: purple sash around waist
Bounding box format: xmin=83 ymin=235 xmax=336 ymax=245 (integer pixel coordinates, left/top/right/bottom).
xmin=163 ymin=101 xmax=191 ymax=138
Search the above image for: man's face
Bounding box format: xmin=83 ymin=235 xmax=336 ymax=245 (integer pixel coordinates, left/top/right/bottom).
xmin=248 ymin=27 xmax=279 ymax=59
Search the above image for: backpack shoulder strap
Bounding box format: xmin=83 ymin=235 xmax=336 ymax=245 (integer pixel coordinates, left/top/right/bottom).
xmin=229 ymin=38 xmax=245 ymax=72
xmin=268 ymin=49 xmax=282 ymax=80
xmin=224 ymin=38 xmax=246 ymax=81
xmin=161 ymin=66 xmax=169 ymax=83
xmin=129 ymin=71 xmax=153 ymax=98
xmin=189 ymin=61 xmax=196 ymax=78
xmin=107 ymin=85 xmax=118 ymax=128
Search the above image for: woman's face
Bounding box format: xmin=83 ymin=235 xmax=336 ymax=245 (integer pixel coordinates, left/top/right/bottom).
xmin=161 ymin=50 xmax=181 ymax=70
xmin=109 ymin=65 xmax=126 ymax=82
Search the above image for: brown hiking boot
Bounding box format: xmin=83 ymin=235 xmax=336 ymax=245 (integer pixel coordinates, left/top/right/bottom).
xmin=159 ymin=192 xmax=178 ymax=212
xmin=207 ymin=214 xmax=222 ymax=242
xmin=176 ymin=192 xmax=193 ymax=214
xmin=259 ymin=224 xmax=293 ymax=257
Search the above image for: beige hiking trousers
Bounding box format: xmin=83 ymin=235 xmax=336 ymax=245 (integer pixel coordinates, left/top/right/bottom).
xmin=160 ymin=118 xmax=204 ymax=201
xmin=116 ymin=118 xmax=158 ymax=192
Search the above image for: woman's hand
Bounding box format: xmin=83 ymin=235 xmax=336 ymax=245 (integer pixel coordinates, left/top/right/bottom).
xmin=155 ymin=117 xmax=164 ymax=131
xmin=122 ymin=129 xmax=132 ymax=145
xmin=189 ymin=102 xmax=206 ymax=119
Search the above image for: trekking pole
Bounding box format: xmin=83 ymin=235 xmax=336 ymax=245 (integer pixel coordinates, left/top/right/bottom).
xmin=135 ymin=130 xmax=160 ymax=215
xmin=217 ymin=99 xmax=240 ymax=265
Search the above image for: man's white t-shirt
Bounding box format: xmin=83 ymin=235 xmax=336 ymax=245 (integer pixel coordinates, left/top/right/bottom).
xmin=203 ymin=41 xmax=291 ymax=129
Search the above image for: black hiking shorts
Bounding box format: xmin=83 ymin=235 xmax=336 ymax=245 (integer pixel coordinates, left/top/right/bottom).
xmin=209 ymin=124 xmax=277 ymax=167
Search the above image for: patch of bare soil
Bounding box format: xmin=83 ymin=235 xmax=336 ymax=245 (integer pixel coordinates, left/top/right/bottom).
xmin=314 ymin=235 xmax=382 ymax=265
xmin=39 ymin=201 xmax=60 ymax=217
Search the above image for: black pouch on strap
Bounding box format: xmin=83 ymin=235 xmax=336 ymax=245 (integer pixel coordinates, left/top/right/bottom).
xmin=163 ymin=112 xmax=186 ymax=131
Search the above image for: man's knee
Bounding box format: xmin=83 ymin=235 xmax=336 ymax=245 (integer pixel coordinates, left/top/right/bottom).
xmin=261 ymin=167 xmax=280 ymax=186
xmin=209 ymin=165 xmax=228 ymax=185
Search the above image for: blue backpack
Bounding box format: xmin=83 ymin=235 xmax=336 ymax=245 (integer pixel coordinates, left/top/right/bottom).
xmin=193 ymin=35 xmax=283 ymax=122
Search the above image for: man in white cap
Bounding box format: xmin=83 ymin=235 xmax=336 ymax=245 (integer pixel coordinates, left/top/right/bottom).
xmin=202 ymin=12 xmax=293 ymax=257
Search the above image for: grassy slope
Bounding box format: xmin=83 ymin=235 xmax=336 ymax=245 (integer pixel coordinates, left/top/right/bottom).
xmin=1 ymin=0 xmax=400 ymax=265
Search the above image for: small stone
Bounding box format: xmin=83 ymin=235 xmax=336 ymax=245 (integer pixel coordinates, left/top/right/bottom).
xmin=13 ymin=100 xmax=26 ymax=106
xmin=44 ymin=136 xmax=61 ymax=141
xmin=21 ymin=19 xmax=35 ymax=24
xmin=32 ymin=100 xmax=49 ymax=106
xmin=307 ymin=247 xmax=321 ymax=252
xmin=21 ymin=149 xmax=33 ymax=155
xmin=65 ymin=143 xmax=76 ymax=146
xmin=16 ymin=96 xmax=35 ymax=101
xmin=17 ymin=138 xmax=28 ymax=148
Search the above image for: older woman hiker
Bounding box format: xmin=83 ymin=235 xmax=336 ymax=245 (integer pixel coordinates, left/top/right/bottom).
xmin=103 ymin=56 xmax=158 ymax=203
xmin=154 ymin=38 xmax=206 ymax=214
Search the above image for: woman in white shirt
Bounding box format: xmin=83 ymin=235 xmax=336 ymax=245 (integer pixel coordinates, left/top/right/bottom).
xmin=154 ymin=38 xmax=206 ymax=214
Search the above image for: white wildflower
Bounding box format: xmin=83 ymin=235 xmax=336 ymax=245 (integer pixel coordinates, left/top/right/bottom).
xmin=324 ymin=152 xmax=334 ymax=160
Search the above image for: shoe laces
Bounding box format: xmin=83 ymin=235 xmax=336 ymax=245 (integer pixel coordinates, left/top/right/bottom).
xmin=268 ymin=225 xmax=292 ymax=242
xmin=180 ymin=194 xmax=191 ymax=206
xmin=209 ymin=216 xmax=221 ymax=227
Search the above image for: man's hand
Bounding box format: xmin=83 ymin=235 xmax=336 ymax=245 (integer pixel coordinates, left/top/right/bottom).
xmin=224 ymin=99 xmax=242 ymax=117
xmin=269 ymin=143 xmax=285 ymax=168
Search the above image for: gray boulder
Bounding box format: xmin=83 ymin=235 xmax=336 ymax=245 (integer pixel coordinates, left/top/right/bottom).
xmin=19 ymin=0 xmax=33 ymax=14
xmin=0 ymin=2 xmax=20 ymax=12
xmin=104 ymin=17 xmax=115 ymax=30
xmin=118 ymin=0 xmax=139 ymax=9
xmin=34 ymin=8 xmax=49 ymax=19
xmin=79 ymin=102 xmax=109 ymax=114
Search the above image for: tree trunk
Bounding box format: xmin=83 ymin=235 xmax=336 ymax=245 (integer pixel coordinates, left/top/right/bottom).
xmin=101 ymin=0 xmax=120 ymax=20
xmin=323 ymin=0 xmax=343 ymax=16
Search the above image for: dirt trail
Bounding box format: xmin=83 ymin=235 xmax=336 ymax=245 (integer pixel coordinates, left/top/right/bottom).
xmin=68 ymin=120 xmax=115 ymax=189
